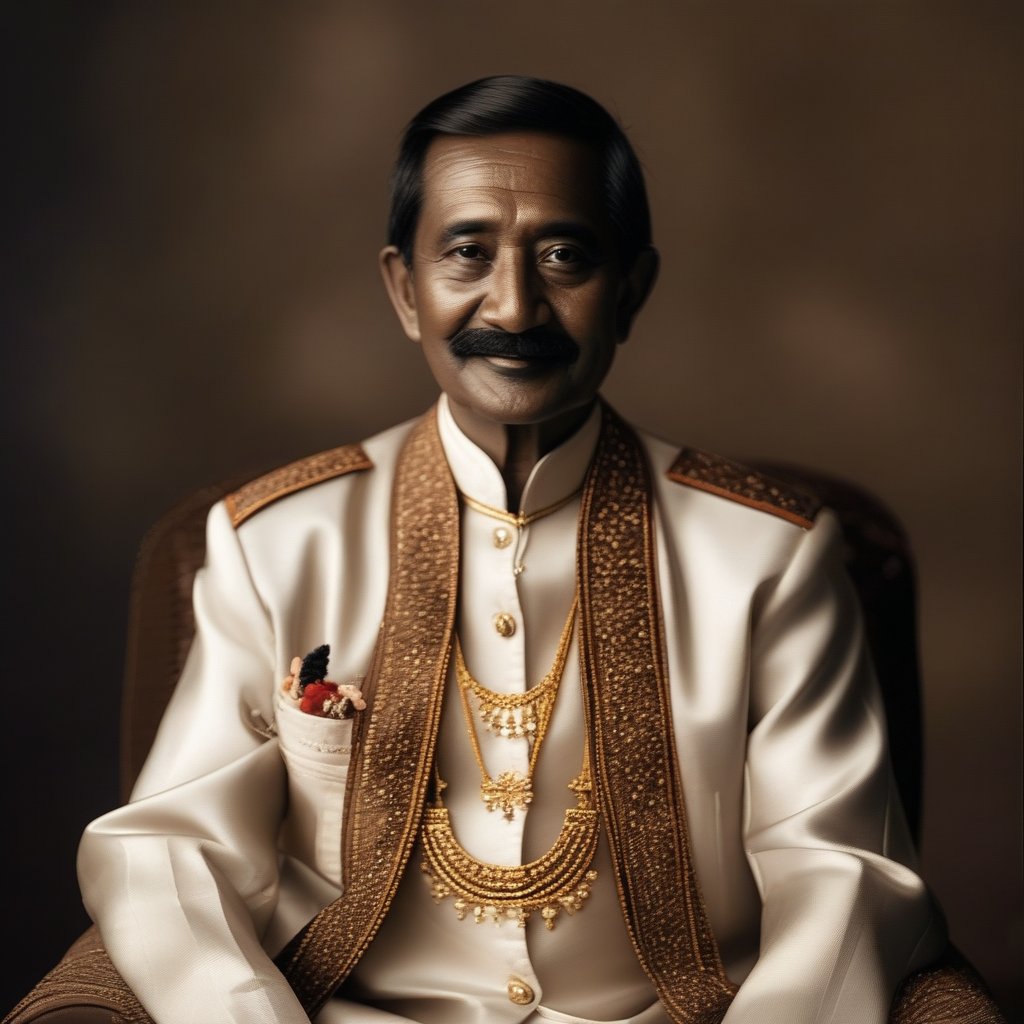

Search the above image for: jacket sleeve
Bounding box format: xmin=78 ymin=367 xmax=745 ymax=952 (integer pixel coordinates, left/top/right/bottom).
xmin=77 ymin=501 xmax=314 ymax=1024
xmin=725 ymin=509 xmax=946 ymax=1024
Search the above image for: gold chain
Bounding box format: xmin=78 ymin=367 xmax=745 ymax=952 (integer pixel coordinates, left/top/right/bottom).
xmin=459 ymin=487 xmax=581 ymax=529
xmin=423 ymin=595 xmax=598 ymax=929
xmin=455 ymin=595 xmax=578 ymax=818
xmin=455 ymin=594 xmax=578 ymax=746
xmin=421 ymin=737 xmax=599 ymax=931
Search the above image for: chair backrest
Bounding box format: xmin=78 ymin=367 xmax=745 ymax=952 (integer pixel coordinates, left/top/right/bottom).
xmin=119 ymin=462 xmax=922 ymax=839
xmin=119 ymin=476 xmax=247 ymax=800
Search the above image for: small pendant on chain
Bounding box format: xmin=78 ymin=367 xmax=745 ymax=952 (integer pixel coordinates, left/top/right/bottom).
xmin=481 ymin=771 xmax=533 ymax=820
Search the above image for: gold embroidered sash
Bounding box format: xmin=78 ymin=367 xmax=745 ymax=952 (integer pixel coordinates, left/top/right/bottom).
xmin=274 ymin=411 xmax=460 ymax=1012
xmin=276 ymin=402 xmax=735 ymax=1021
xmin=578 ymin=407 xmax=735 ymax=1021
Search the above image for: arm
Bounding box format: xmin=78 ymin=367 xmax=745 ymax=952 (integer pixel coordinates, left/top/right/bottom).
xmin=726 ymin=510 xmax=945 ymax=1024
xmin=77 ymin=502 xmax=313 ymax=1024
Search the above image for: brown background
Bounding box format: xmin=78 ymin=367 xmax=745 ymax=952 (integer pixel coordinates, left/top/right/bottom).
xmin=3 ymin=1 xmax=1021 ymax=1017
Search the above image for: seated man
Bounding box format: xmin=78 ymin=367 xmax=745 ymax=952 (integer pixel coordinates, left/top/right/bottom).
xmin=15 ymin=76 xmax=999 ymax=1024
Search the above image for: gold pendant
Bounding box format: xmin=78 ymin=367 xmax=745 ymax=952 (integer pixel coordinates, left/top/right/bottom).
xmin=481 ymin=770 xmax=533 ymax=819
xmin=421 ymin=803 xmax=599 ymax=930
xmin=479 ymin=700 xmax=541 ymax=742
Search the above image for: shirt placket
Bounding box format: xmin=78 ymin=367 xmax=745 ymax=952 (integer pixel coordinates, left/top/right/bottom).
xmin=451 ymin=505 xmax=539 ymax=1017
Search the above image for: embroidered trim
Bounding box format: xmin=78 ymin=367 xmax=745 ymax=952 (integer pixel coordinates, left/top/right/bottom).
xmin=225 ymin=443 xmax=373 ymax=528
xmin=274 ymin=410 xmax=459 ymax=1017
xmin=667 ymin=447 xmax=821 ymax=529
xmin=580 ymin=407 xmax=736 ymax=1021
xmin=295 ymin=737 xmax=351 ymax=756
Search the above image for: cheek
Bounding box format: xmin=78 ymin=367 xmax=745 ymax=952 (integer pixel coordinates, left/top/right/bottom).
xmin=414 ymin=273 xmax=481 ymax=332
xmin=555 ymin=284 xmax=620 ymax=340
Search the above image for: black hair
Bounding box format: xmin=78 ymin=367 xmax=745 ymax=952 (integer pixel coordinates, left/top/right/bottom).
xmin=387 ymin=75 xmax=652 ymax=267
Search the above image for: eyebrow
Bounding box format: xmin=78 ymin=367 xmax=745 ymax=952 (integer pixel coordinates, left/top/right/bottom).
xmin=538 ymin=221 xmax=603 ymax=250
xmin=439 ymin=220 xmax=491 ymax=244
xmin=437 ymin=219 xmax=604 ymax=250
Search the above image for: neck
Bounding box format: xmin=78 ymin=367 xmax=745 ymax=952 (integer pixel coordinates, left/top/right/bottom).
xmin=446 ymin=399 xmax=595 ymax=511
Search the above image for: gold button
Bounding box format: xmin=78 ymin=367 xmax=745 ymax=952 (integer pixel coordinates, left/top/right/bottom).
xmin=493 ymin=612 xmax=517 ymax=637
xmin=493 ymin=526 xmax=513 ymax=549
xmin=507 ymin=976 xmax=534 ymax=1005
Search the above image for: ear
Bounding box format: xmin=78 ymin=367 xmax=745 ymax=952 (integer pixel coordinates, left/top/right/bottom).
xmin=379 ymin=245 xmax=421 ymax=343
xmin=615 ymin=245 xmax=660 ymax=342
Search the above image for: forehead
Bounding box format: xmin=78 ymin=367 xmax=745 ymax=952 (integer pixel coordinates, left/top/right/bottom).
xmin=417 ymin=131 xmax=610 ymax=236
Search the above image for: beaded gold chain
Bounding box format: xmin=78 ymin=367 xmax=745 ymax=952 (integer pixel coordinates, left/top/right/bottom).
xmin=454 ymin=595 xmax=578 ymax=819
xmin=421 ymin=737 xmax=599 ymax=931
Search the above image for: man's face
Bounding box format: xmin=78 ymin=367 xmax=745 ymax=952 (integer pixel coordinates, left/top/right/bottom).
xmin=380 ymin=132 xmax=656 ymax=432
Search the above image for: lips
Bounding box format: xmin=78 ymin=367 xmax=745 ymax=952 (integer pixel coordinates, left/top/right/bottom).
xmin=449 ymin=327 xmax=580 ymax=364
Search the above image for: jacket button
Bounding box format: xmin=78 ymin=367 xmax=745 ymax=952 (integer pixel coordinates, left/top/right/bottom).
xmin=493 ymin=612 xmax=517 ymax=637
xmin=507 ymin=976 xmax=534 ymax=1005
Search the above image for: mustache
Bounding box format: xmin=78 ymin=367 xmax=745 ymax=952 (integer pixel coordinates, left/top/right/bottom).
xmin=448 ymin=327 xmax=579 ymax=364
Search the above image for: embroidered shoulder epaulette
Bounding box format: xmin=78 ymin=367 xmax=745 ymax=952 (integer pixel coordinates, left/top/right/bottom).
xmin=225 ymin=443 xmax=373 ymax=528
xmin=666 ymin=448 xmax=822 ymax=529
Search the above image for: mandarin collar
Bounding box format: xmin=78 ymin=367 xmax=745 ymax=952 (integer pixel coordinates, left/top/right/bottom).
xmin=437 ymin=393 xmax=601 ymax=518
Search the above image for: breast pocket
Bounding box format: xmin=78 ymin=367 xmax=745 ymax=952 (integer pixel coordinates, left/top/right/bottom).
xmin=275 ymin=698 xmax=353 ymax=886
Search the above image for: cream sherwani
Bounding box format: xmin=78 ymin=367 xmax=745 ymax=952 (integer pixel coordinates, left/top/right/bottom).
xmin=78 ymin=397 xmax=944 ymax=1024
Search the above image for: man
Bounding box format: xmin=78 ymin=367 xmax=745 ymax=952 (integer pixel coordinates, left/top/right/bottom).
xmin=37 ymin=76 xmax=974 ymax=1023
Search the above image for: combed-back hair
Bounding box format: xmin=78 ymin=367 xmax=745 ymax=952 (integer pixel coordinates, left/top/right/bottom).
xmin=387 ymin=75 xmax=652 ymax=267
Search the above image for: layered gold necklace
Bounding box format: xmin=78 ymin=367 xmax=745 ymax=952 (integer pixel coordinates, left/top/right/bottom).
xmin=455 ymin=595 xmax=578 ymax=818
xmin=420 ymin=594 xmax=600 ymax=930
xmin=421 ymin=750 xmax=598 ymax=930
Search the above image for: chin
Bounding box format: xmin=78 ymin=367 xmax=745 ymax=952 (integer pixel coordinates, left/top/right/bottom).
xmin=470 ymin=390 xmax=595 ymax=430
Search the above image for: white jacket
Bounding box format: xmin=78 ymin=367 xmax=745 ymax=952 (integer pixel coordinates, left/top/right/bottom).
xmin=78 ymin=398 xmax=944 ymax=1024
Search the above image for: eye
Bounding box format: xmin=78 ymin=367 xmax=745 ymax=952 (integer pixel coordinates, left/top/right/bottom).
xmin=540 ymin=245 xmax=589 ymax=269
xmin=451 ymin=243 xmax=488 ymax=262
xmin=545 ymin=246 xmax=577 ymax=263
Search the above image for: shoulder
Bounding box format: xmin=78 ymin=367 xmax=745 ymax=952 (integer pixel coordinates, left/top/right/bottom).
xmin=223 ymin=418 xmax=416 ymax=529
xmin=663 ymin=447 xmax=822 ymax=530
xmin=635 ymin=428 xmax=822 ymax=531
xmin=224 ymin=443 xmax=372 ymax=528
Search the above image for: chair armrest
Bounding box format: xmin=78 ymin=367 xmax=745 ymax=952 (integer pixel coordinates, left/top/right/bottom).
xmin=3 ymin=927 xmax=152 ymax=1024
xmin=891 ymin=945 xmax=1007 ymax=1023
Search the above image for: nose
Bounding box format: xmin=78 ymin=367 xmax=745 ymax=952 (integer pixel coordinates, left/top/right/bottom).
xmin=477 ymin=250 xmax=550 ymax=334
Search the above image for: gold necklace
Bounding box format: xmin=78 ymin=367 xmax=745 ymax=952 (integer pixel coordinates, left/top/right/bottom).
xmin=455 ymin=596 xmax=578 ymax=818
xmin=459 ymin=487 xmax=581 ymax=529
xmin=420 ymin=740 xmax=599 ymax=931
xmin=456 ymin=595 xmax=578 ymax=746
